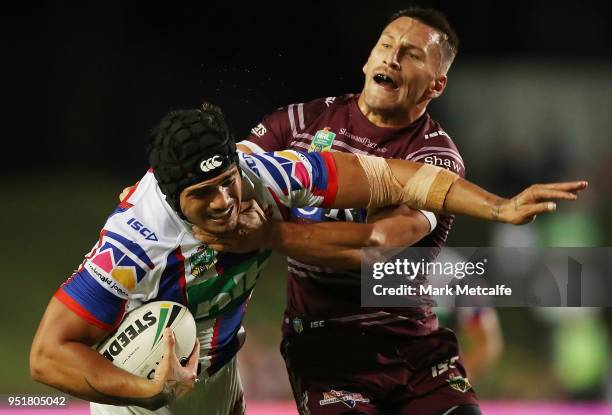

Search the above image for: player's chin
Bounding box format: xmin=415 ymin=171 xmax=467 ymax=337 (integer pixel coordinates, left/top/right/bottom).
xmin=364 ymin=91 xmax=402 ymax=112
xmin=201 ymin=213 xmax=239 ymax=235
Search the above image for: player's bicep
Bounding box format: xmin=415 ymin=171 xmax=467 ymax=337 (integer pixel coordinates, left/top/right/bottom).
xmin=322 ymin=152 xmax=374 ymax=208
xmin=284 ymin=151 xmax=388 ymax=209
xmin=34 ymin=297 xmax=110 ymax=348
xmin=56 ymin=269 xmax=127 ymax=330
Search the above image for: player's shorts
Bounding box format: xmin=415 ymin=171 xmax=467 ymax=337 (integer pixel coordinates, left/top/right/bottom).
xmin=281 ymin=326 xmax=478 ymax=415
xmin=90 ymin=355 xmax=244 ymax=415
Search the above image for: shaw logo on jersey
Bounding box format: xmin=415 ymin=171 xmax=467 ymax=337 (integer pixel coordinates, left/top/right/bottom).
xmin=100 ymin=311 xmax=157 ymax=362
xmin=423 ymin=155 xmax=462 ymax=173
xmin=127 ymin=218 xmax=158 ymax=241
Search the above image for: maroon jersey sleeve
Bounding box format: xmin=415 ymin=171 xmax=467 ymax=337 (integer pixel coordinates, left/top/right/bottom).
xmin=406 ymin=124 xmax=466 ymax=179
xmin=240 ymin=107 xmax=293 ymax=152
xmin=239 ymin=96 xmax=348 ymax=153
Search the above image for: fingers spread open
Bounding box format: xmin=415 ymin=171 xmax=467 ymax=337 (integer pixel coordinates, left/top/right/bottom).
xmin=530 ymin=188 xmax=579 ymax=202
xmin=535 ymin=181 xmax=588 ymax=192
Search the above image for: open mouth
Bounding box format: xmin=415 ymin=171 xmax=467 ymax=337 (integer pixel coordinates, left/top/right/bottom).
xmin=208 ymin=205 xmax=234 ymax=221
xmin=373 ymin=73 xmax=399 ymax=91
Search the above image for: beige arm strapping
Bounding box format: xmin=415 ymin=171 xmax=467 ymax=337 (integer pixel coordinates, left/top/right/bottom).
xmin=355 ymin=154 xmax=459 ymax=212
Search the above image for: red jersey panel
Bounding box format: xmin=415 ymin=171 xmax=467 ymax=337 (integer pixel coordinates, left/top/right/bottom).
xmin=242 ymin=94 xmax=465 ymax=337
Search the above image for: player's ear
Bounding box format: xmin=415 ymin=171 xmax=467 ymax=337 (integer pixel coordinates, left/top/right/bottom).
xmin=426 ymin=75 xmax=447 ymax=100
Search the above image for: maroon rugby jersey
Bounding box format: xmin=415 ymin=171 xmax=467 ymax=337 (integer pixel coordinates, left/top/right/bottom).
xmin=241 ymin=94 xmax=465 ymax=337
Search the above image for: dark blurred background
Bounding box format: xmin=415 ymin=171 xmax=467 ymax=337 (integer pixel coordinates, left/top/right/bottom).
xmin=1 ymin=0 xmax=611 ymax=407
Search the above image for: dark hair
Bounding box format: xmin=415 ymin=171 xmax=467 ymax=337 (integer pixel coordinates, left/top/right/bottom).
xmin=148 ymin=102 xmax=238 ymax=217
xmin=389 ymin=6 xmax=459 ymax=71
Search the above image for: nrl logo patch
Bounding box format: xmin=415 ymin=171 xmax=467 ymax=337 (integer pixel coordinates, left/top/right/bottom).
xmin=189 ymin=245 xmax=217 ymax=278
xmin=447 ymin=375 xmax=472 ymax=393
xmin=308 ymin=127 xmax=336 ymax=152
xmin=319 ymin=390 xmax=370 ymax=408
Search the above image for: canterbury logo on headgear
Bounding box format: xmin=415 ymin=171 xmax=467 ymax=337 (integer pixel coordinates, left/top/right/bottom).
xmin=200 ymin=155 xmax=223 ymax=172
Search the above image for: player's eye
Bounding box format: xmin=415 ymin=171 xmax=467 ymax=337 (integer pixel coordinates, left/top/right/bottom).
xmin=190 ymin=188 xmax=211 ymax=198
xmin=221 ymin=177 xmax=236 ymax=188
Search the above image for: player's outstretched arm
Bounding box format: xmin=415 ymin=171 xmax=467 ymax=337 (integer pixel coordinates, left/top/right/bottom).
xmin=329 ymin=152 xmax=587 ymax=224
xmin=193 ymin=205 xmax=430 ymax=269
xmin=30 ymin=298 xmax=198 ymax=409
xmin=277 ymin=205 xmax=429 ymax=269
xmin=193 ymin=150 xmax=584 ymax=260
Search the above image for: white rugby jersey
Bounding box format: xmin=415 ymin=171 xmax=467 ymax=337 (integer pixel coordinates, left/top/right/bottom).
xmin=56 ymin=150 xmax=338 ymax=376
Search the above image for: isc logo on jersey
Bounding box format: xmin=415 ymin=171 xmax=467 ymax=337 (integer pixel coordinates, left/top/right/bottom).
xmin=126 ymin=218 xmax=158 ymax=241
xmin=97 ymin=301 xmax=196 ymax=379
xmin=250 ymin=123 xmax=267 ymax=138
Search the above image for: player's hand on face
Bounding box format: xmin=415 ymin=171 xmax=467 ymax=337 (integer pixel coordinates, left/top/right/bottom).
xmin=192 ymin=199 xmax=270 ymax=252
xmin=151 ymin=328 xmax=200 ymax=403
xmin=499 ymin=181 xmax=588 ymax=225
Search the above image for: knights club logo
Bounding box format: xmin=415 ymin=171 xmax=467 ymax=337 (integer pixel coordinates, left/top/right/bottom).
xmin=189 ymin=245 xmax=217 ymax=278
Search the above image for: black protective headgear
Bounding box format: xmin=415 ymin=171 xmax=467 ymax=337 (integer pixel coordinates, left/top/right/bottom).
xmin=147 ymin=102 xmax=239 ymax=216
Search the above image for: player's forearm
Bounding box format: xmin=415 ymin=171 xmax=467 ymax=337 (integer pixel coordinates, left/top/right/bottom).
xmin=330 ymin=153 xmax=580 ymax=224
xmin=441 ymin=178 xmax=505 ymax=220
xmin=386 ymin=158 xmax=505 ymax=220
xmin=264 ymin=214 xmax=427 ymax=269
xmin=264 ymin=221 xmax=371 ymax=269
xmin=30 ymin=340 xmax=167 ymax=409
